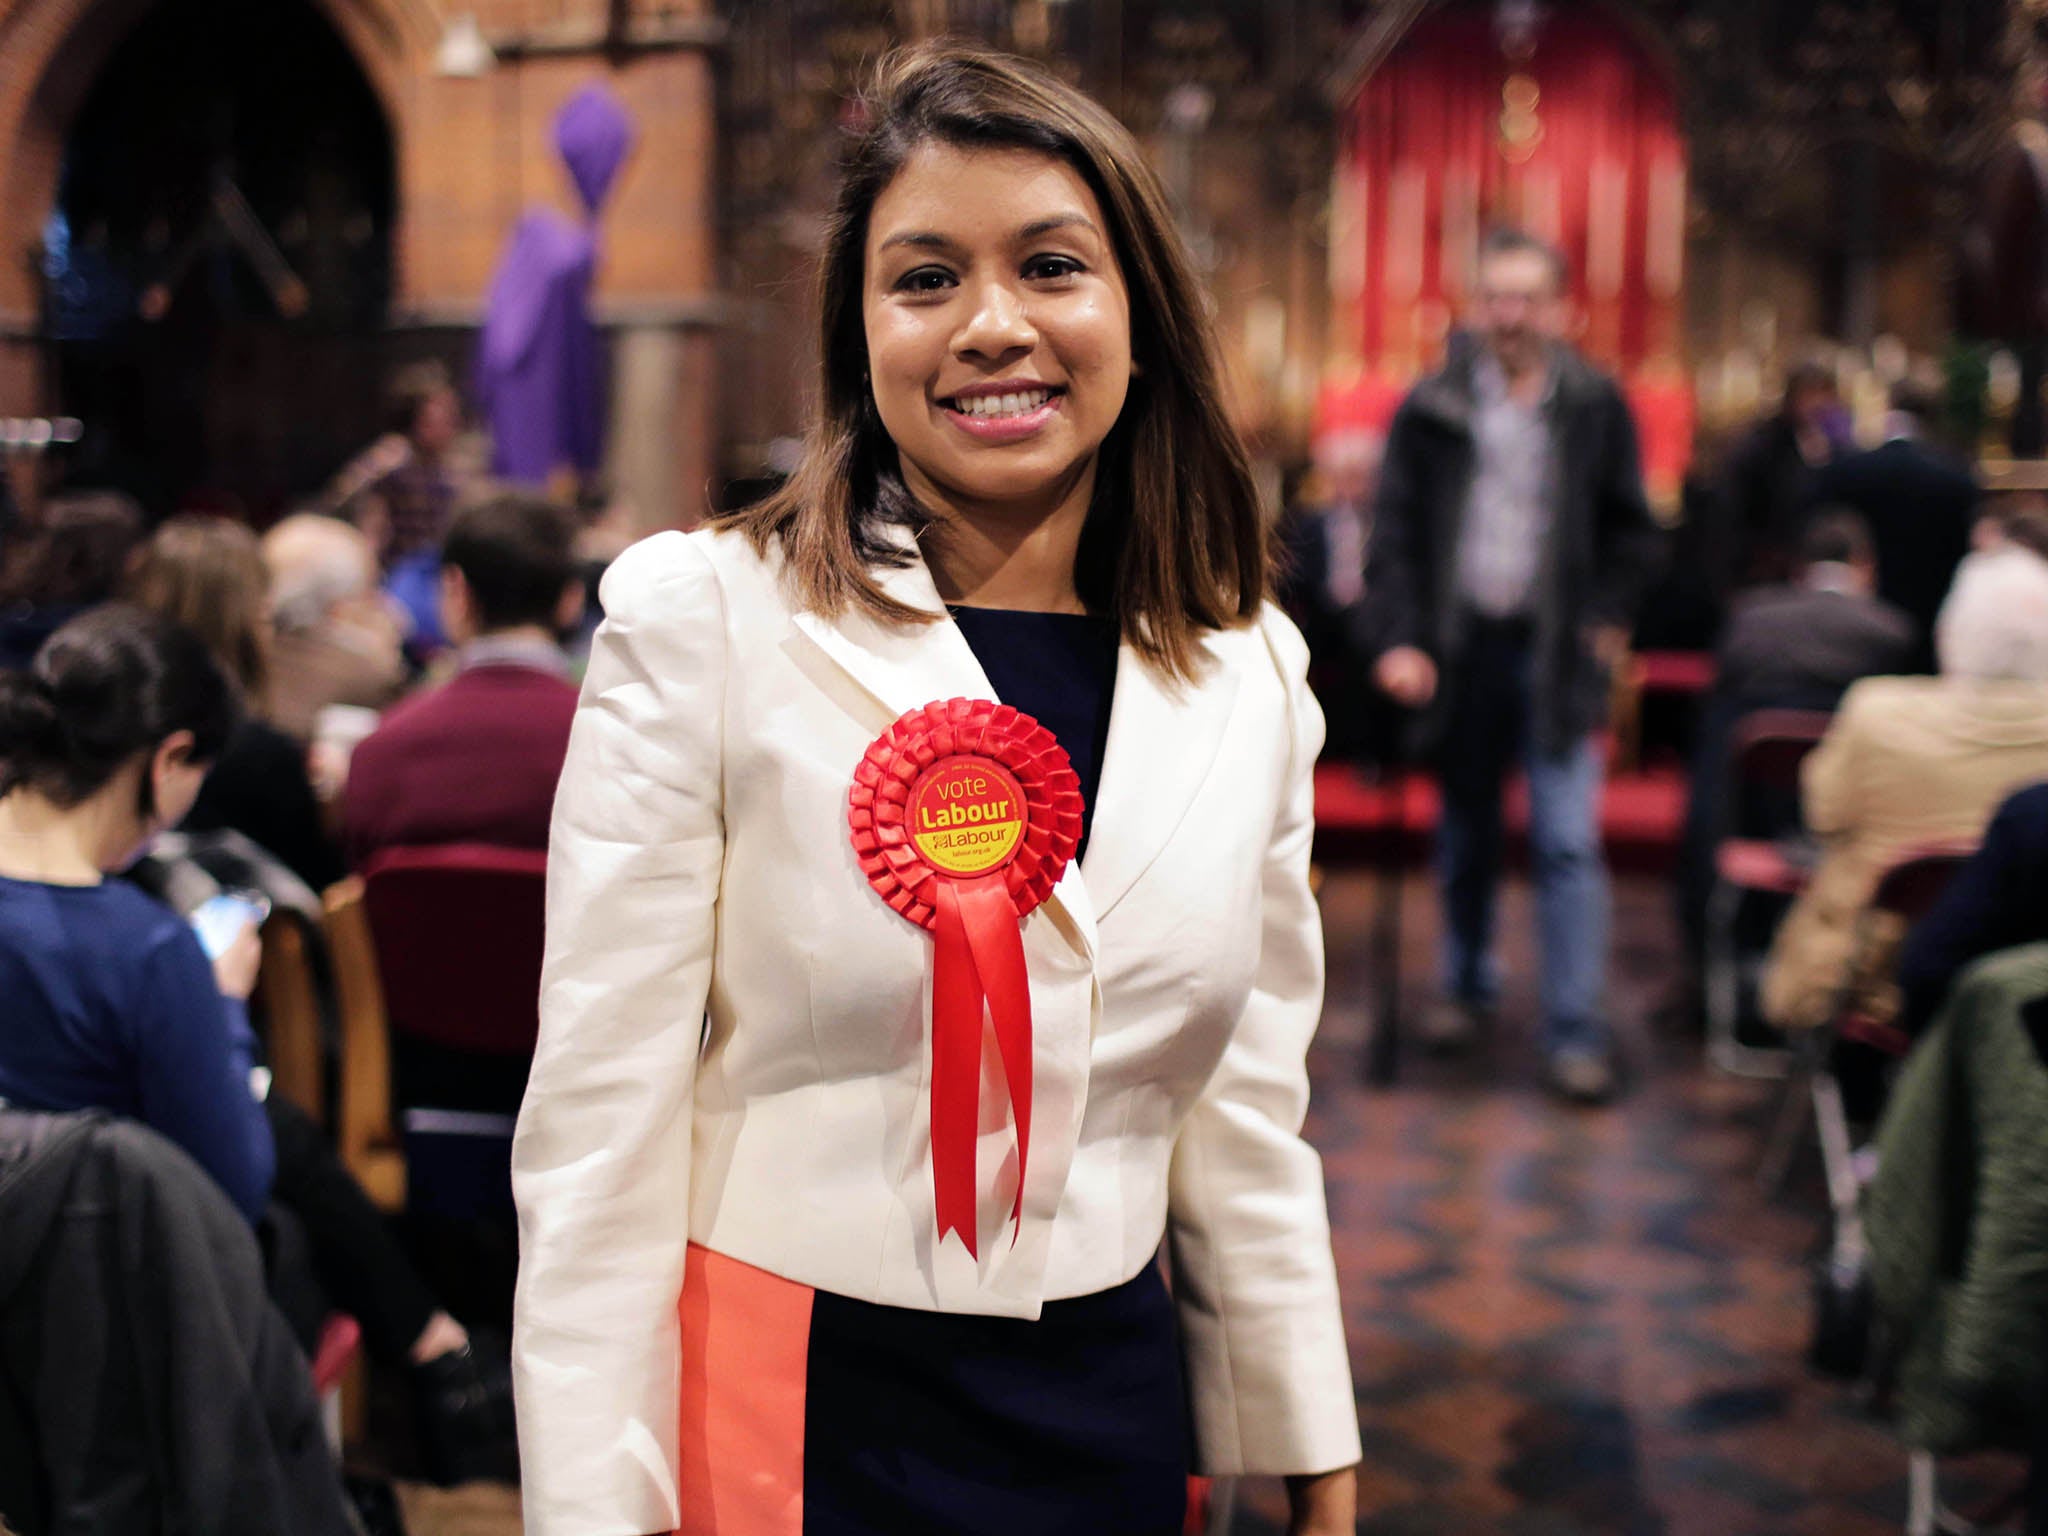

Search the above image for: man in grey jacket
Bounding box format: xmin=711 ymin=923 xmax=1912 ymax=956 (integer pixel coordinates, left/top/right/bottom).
xmin=1363 ymin=228 xmax=1662 ymax=1101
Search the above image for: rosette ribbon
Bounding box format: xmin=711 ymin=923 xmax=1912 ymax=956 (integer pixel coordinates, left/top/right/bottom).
xmin=847 ymin=698 xmax=1083 ymax=1257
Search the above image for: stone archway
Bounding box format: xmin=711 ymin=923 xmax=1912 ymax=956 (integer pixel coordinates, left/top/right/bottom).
xmin=0 ymin=0 xmax=418 ymax=411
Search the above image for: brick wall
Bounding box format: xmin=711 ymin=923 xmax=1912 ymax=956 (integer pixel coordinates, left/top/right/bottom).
xmin=0 ymin=0 xmax=715 ymax=529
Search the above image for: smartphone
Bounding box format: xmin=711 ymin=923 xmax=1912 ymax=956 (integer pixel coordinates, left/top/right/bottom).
xmin=190 ymin=890 xmax=272 ymax=961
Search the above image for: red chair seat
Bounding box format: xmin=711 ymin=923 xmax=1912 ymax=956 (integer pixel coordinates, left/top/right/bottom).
xmin=1637 ymin=650 xmax=1717 ymax=694
xmin=1838 ymin=1013 xmax=1913 ymax=1058
xmin=1715 ymin=838 xmax=1811 ymax=895
xmin=310 ymin=1312 xmax=361 ymax=1395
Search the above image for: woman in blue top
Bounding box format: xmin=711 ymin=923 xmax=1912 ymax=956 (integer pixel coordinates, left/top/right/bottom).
xmin=0 ymin=604 xmax=273 ymax=1217
xmin=0 ymin=603 xmax=519 ymax=1483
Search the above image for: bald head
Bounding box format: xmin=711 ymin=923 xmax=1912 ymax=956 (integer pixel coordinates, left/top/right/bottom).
xmin=264 ymin=513 xmax=377 ymax=634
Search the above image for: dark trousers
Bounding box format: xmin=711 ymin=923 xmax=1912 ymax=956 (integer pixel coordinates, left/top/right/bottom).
xmin=263 ymin=1096 xmax=438 ymax=1363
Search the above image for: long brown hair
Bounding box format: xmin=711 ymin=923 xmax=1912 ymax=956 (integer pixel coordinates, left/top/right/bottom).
xmin=125 ymin=515 xmax=272 ymax=702
xmin=716 ymin=42 xmax=1265 ymax=680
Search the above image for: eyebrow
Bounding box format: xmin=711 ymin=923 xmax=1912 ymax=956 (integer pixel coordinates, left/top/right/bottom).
xmin=876 ymin=212 xmax=1103 ymax=254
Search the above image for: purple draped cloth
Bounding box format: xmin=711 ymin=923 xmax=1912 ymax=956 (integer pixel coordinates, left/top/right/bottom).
xmin=477 ymin=85 xmax=636 ymax=487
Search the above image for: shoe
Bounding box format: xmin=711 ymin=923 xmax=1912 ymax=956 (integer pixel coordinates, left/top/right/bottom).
xmin=1419 ymin=998 xmax=1488 ymax=1055
xmin=1546 ymin=1049 xmax=1618 ymax=1105
xmin=414 ymin=1338 xmax=518 ymax=1486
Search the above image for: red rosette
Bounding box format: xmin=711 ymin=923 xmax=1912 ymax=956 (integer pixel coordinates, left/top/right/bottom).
xmin=847 ymin=697 xmax=1083 ymax=928
xmin=846 ymin=698 xmax=1084 ymax=1256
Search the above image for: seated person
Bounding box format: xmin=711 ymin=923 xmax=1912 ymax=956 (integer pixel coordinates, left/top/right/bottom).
xmin=1895 ymin=779 xmax=2048 ymax=1038
xmin=343 ymin=494 xmax=583 ymax=867
xmin=0 ymin=490 xmax=144 ymax=671
xmin=0 ymin=607 xmax=513 ymax=1483
xmin=261 ymin=512 xmax=408 ymax=744
xmin=125 ymin=516 xmax=343 ymax=893
xmin=1761 ymin=547 xmax=2048 ymax=1031
xmin=0 ymin=606 xmax=270 ymax=1218
xmin=1676 ymin=509 xmax=1917 ymax=955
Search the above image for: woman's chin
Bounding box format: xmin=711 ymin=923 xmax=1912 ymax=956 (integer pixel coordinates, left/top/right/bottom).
xmin=910 ymin=455 xmax=1095 ymax=520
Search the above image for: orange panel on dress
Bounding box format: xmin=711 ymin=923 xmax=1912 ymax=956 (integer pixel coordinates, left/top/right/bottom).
xmin=676 ymin=1242 xmax=813 ymax=1536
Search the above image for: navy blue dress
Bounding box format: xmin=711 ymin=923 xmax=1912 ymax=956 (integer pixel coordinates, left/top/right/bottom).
xmin=807 ymin=609 xmax=1184 ymax=1536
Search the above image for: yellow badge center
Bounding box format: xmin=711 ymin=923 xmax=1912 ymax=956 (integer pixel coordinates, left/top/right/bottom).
xmin=907 ymin=757 xmax=1028 ymax=877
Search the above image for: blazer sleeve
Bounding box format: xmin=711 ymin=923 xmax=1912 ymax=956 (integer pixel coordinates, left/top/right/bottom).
xmin=511 ymin=532 xmax=726 ymax=1536
xmin=1167 ymin=610 xmax=1363 ymax=1478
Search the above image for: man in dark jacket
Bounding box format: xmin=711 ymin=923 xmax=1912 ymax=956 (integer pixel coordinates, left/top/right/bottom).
xmin=1804 ymin=379 xmax=1977 ymax=670
xmin=1675 ymin=508 xmax=1918 ymax=959
xmin=1362 ymin=227 xmax=1662 ymax=1102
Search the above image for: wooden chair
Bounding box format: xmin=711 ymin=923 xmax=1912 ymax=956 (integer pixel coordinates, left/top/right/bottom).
xmin=254 ymin=908 xmax=326 ymax=1127
xmin=322 ymin=876 xmax=406 ymax=1215
xmin=1704 ymin=709 xmax=1835 ymax=1078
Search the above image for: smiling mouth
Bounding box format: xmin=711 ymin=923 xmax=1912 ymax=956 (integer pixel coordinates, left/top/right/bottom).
xmin=940 ymin=386 xmax=1066 ymax=420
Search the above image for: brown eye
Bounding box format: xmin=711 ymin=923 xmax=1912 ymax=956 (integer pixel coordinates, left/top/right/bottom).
xmin=893 ymin=266 xmax=956 ymax=294
xmin=1023 ymin=255 xmax=1082 ymax=281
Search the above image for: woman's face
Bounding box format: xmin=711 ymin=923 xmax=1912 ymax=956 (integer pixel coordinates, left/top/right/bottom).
xmin=863 ymin=144 xmax=1134 ymax=521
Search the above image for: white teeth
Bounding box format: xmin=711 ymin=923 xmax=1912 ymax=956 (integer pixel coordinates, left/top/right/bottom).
xmin=957 ymin=388 xmax=1051 ymax=419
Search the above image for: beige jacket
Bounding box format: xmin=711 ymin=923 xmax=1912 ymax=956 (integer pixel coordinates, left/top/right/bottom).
xmin=511 ymin=528 xmax=1362 ymax=1535
xmin=1762 ymin=676 xmax=2048 ymax=1029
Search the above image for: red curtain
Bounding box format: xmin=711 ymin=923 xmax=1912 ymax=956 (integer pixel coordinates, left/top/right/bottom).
xmin=1323 ymin=4 xmax=1692 ymax=496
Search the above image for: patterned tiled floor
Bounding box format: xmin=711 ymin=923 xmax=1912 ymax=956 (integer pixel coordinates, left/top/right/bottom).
xmin=390 ymin=871 xmax=2015 ymax=1534
xmin=1229 ymin=869 xmax=2018 ymax=1535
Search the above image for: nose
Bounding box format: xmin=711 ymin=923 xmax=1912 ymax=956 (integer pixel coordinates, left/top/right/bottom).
xmin=954 ymin=277 xmax=1037 ymax=362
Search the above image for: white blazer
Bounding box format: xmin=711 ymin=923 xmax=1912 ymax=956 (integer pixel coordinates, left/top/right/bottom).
xmin=512 ymin=525 xmax=1362 ymax=1536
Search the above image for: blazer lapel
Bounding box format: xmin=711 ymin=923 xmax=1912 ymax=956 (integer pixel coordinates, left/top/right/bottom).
xmin=787 ymin=537 xmax=1099 ymax=963
xmin=1081 ymin=631 xmax=1242 ymax=922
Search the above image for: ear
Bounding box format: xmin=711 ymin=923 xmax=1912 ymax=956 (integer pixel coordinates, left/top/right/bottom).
xmin=554 ymin=578 xmax=587 ymax=634
xmin=439 ymin=564 xmax=470 ymax=631
xmin=154 ymin=729 xmax=197 ymax=779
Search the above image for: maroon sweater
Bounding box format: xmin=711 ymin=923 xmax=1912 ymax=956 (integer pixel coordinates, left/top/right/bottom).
xmin=342 ymin=662 xmax=578 ymax=869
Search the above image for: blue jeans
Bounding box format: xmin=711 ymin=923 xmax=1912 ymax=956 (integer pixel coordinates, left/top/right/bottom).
xmin=1436 ymin=615 xmax=1612 ymax=1060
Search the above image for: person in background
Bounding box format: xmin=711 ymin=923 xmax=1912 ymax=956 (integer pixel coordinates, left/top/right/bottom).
xmin=1712 ymin=508 xmax=1917 ymax=713
xmin=0 ymin=605 xmax=515 ymax=1485
xmin=261 ymin=512 xmax=409 ymax=744
xmin=342 ymin=495 xmax=582 ymax=867
xmin=322 ymin=360 xmax=466 ymax=571
xmin=1893 ymin=778 xmax=2048 ymax=1040
xmin=124 ymin=517 xmax=342 ymax=894
xmin=1804 ymin=378 xmax=1977 ymax=670
xmin=1761 ymin=546 xmax=2048 ymax=1033
xmin=1674 ymin=508 xmax=1917 ymax=966
xmin=0 ymin=606 xmax=270 ymax=1218
xmin=1278 ymin=429 xmax=1379 ymax=762
xmin=1972 ymin=493 xmax=2048 ymax=562
xmin=0 ymin=490 xmax=144 ymax=670
xmin=1719 ymin=360 xmax=1839 ymax=589
xmin=1364 ymin=226 xmax=1662 ymax=1103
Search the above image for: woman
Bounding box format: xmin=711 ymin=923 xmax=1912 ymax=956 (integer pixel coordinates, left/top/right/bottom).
xmin=514 ymin=44 xmax=1361 ymax=1536
xmin=0 ymin=605 xmax=271 ymax=1218
xmin=0 ymin=603 xmax=515 ymax=1483
xmin=125 ymin=515 xmax=344 ymax=892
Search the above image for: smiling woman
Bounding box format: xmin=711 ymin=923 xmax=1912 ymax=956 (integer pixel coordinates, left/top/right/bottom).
xmin=718 ymin=43 xmax=1263 ymax=678
xmin=512 ymin=41 xmax=1362 ymax=1536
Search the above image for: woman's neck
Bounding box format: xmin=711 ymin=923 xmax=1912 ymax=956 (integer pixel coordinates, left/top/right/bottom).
xmin=907 ymin=460 xmax=1094 ymax=615
xmin=0 ymin=788 xmax=123 ymax=885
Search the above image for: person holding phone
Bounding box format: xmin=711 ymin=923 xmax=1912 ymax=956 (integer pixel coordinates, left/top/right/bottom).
xmin=0 ymin=605 xmax=271 ymax=1216
xmin=0 ymin=605 xmax=513 ymax=1483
